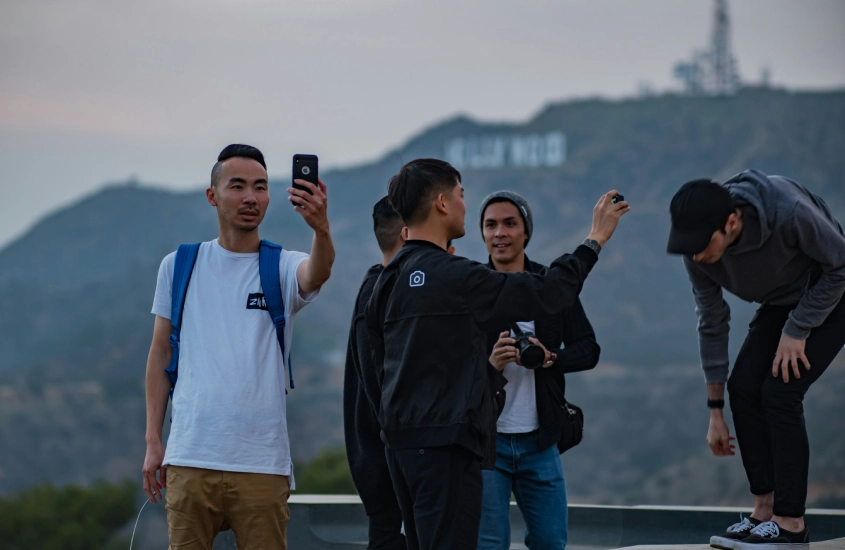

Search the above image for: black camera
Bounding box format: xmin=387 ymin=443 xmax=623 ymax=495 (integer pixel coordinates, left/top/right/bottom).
xmin=611 ymin=193 xmax=625 ymax=204
xmin=510 ymin=324 xmax=546 ymax=369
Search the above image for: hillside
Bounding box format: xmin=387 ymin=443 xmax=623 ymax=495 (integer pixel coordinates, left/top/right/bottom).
xmin=1 ymin=87 xmax=844 ymax=508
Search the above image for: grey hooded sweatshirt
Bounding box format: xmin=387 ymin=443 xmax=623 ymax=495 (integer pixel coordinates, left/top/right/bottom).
xmin=683 ymin=169 xmax=845 ymax=383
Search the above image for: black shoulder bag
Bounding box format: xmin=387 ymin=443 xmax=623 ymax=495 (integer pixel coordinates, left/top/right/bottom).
xmin=543 ymin=377 xmax=584 ymax=454
xmin=509 ymin=322 xmax=584 ymax=453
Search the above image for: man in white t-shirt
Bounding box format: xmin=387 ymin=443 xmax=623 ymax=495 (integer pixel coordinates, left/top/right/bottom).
xmin=142 ymin=144 xmax=335 ymax=549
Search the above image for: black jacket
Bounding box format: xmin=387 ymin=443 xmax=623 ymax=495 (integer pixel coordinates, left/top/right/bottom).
xmin=366 ymin=240 xmax=598 ymax=467
xmin=485 ymin=256 xmax=600 ymax=452
xmin=343 ymin=264 xmax=398 ymax=515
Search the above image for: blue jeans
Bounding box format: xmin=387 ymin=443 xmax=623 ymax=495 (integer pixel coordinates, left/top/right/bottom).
xmin=477 ymin=431 xmax=568 ymax=550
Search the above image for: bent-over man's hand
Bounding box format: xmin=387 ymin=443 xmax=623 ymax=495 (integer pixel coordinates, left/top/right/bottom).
xmin=587 ymin=190 xmax=630 ymax=247
xmin=142 ymin=440 xmax=167 ymax=503
xmin=707 ymin=415 xmax=736 ymax=457
xmin=289 ymin=178 xmax=330 ymax=234
xmin=489 ymin=331 xmax=517 ymax=371
xmin=773 ymin=332 xmax=811 ymax=383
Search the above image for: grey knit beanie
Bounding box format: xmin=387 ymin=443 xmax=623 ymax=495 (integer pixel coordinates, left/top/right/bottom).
xmin=478 ymin=191 xmax=533 ymax=245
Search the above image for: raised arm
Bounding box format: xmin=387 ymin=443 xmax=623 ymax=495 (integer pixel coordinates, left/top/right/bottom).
xmin=468 ymin=191 xmax=628 ymax=329
xmin=290 ymin=178 xmax=335 ymax=293
xmin=466 ymin=247 xmax=597 ymax=330
xmin=143 ymin=315 xmax=173 ymax=504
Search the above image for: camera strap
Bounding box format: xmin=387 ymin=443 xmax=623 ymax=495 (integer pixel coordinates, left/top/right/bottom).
xmin=509 ymin=323 xmax=526 ymax=336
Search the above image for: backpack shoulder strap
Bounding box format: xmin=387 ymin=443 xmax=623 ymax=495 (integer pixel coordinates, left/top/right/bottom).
xmin=259 ymin=239 xmax=294 ymax=389
xmin=164 ymin=243 xmax=201 ymax=393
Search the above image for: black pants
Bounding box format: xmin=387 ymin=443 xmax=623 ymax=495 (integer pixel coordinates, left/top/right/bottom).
xmin=727 ymin=298 xmax=845 ymax=518
xmin=385 ymin=445 xmax=482 ymax=550
xmin=367 ymin=503 xmax=406 ymax=550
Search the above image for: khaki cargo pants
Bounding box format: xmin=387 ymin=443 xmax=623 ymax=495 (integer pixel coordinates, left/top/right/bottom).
xmin=165 ymin=465 xmax=291 ymax=550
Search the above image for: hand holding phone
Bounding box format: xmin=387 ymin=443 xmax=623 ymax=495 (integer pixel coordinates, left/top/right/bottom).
xmin=288 ymin=154 xmax=329 ymax=234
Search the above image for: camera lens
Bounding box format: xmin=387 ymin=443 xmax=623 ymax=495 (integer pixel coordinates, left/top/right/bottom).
xmin=520 ymin=343 xmax=545 ymax=369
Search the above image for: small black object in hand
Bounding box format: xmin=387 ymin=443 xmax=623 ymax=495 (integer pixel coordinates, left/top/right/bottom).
xmin=611 ymin=194 xmax=625 ymax=204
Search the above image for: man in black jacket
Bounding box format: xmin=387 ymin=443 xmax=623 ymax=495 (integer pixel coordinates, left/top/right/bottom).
xmin=366 ymin=158 xmax=628 ymax=550
xmin=344 ymin=197 xmax=408 ymax=550
xmin=477 ymin=191 xmax=600 ymax=550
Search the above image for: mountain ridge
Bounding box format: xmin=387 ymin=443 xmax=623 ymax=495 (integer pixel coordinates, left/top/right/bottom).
xmin=1 ymin=87 xmax=844 ymax=508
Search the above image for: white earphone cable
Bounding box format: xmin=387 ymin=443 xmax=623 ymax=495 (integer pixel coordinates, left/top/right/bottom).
xmin=128 ymin=499 xmax=150 ymax=550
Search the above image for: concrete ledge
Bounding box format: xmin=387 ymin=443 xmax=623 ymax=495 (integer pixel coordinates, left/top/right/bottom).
xmin=285 ymin=496 xmax=845 ymax=550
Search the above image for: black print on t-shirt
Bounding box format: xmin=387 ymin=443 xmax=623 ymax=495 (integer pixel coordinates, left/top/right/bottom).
xmin=246 ymin=293 xmax=268 ymax=311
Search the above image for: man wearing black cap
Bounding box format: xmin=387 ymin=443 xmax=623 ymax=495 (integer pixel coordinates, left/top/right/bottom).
xmin=667 ymin=170 xmax=845 ymax=549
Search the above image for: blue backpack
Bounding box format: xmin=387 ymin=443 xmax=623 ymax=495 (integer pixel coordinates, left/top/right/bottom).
xmin=164 ymin=239 xmax=295 ymax=398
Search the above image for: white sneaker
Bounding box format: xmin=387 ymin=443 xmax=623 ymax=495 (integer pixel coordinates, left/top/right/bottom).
xmin=710 ymin=514 xmax=762 ymax=549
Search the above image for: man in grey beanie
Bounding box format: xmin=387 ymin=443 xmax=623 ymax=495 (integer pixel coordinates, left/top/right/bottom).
xmin=478 ymin=191 xmax=535 ymax=246
xmin=477 ymin=191 xmax=601 ymax=550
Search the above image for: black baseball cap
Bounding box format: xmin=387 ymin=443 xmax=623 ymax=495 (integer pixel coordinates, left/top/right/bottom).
xmin=667 ymin=179 xmax=734 ymax=255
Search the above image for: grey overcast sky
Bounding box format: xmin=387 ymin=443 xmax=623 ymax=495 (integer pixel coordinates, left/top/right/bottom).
xmin=1 ymin=0 xmax=843 ymax=248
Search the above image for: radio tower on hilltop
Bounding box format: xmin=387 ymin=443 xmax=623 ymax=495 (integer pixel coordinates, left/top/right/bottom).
xmin=709 ymin=0 xmax=741 ymax=93
xmin=674 ymin=0 xmax=741 ymax=95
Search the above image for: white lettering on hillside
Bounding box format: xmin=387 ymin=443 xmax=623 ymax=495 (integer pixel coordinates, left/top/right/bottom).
xmin=444 ymin=132 xmax=566 ymax=170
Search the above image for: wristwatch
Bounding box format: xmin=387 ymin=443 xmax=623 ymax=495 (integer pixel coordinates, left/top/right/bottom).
xmin=581 ymin=238 xmax=602 ymax=255
xmin=707 ymin=399 xmax=725 ymax=409
xmin=542 ymin=351 xmax=557 ymax=368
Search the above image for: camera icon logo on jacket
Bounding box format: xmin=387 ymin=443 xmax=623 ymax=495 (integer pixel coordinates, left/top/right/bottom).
xmin=409 ymin=271 xmax=425 ymax=287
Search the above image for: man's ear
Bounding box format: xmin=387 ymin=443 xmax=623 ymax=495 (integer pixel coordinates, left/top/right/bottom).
xmin=401 ymin=227 xmax=409 ymax=241
xmin=727 ymin=212 xmax=740 ymax=232
xmin=434 ymin=193 xmax=449 ymax=215
xmin=206 ymin=187 xmax=218 ymax=207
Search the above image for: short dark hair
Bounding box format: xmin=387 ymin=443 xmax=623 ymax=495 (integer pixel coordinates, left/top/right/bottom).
xmin=211 ymin=144 xmax=266 ymax=187
xmin=387 ymin=159 xmax=461 ymax=226
xmin=373 ymin=196 xmax=404 ymax=253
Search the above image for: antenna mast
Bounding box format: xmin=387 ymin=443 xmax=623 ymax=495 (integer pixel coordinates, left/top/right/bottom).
xmin=708 ymin=0 xmax=741 ymax=94
xmin=674 ymin=0 xmax=741 ymax=95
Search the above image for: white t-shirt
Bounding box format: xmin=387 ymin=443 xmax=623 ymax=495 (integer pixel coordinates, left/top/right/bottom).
xmin=151 ymin=239 xmax=318 ymax=485
xmin=497 ymin=320 xmax=540 ymax=434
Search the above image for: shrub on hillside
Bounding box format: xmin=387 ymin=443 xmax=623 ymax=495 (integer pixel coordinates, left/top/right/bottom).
xmin=0 ymin=479 xmax=135 ymax=550
xmin=295 ymin=447 xmax=357 ymax=494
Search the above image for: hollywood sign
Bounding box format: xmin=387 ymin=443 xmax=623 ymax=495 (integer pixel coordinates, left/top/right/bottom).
xmin=444 ymin=131 xmax=566 ymax=170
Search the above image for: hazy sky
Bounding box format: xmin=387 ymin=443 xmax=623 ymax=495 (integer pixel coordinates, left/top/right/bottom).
xmin=1 ymin=0 xmax=843 ymax=248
